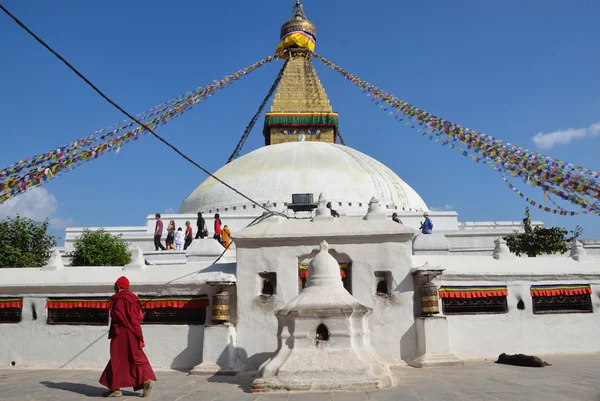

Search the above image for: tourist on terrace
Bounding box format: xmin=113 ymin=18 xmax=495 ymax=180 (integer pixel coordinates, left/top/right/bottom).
xmin=195 ymin=212 xmax=206 ymax=239
xmin=214 ymin=213 xmax=224 ymax=246
xmin=153 ymin=214 xmax=165 ymax=251
xmin=222 ymin=224 xmax=231 ymax=248
xmin=184 ymin=221 xmax=193 ymax=250
xmin=166 ymin=220 xmax=176 ymax=250
xmin=326 ymin=202 xmax=340 ymax=218
xmin=175 ymin=227 xmax=185 ymax=250
xmin=392 ymin=212 xmax=402 ymax=224
xmin=99 ymin=276 xmax=156 ymax=398
xmin=420 ymin=212 xmax=433 ymax=234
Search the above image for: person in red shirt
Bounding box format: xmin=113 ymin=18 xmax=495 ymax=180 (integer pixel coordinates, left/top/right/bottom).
xmin=213 ymin=213 xmax=224 ymax=246
xmin=184 ymin=221 xmax=193 ymax=250
xmin=100 ymin=276 xmax=156 ymax=398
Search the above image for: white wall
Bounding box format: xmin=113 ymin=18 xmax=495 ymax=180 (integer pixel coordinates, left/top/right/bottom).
xmin=235 ymin=233 xmax=416 ymax=370
xmin=1 ymin=295 xmax=204 ymax=370
xmin=443 ymin=282 xmax=600 ymax=359
xmin=417 ymin=254 xmax=600 ymax=360
xmin=0 ymin=262 xmax=235 ymax=370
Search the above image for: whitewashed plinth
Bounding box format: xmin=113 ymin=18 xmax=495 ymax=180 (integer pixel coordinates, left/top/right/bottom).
xmin=413 ymin=233 xmax=450 ymax=255
xmin=410 ymin=316 xmax=463 ymax=368
xmin=252 ymin=241 xmax=393 ymax=392
xmin=190 ymin=324 xmax=239 ymax=376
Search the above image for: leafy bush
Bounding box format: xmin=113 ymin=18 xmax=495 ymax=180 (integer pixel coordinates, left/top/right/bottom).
xmin=504 ymin=207 xmax=582 ymax=257
xmin=0 ymin=216 xmax=57 ymax=268
xmin=70 ymin=228 xmax=131 ymax=266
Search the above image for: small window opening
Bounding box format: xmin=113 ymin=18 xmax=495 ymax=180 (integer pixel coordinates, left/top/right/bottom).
xmin=259 ymin=272 xmax=277 ymax=297
xmin=225 ymin=207 xmax=228 ymax=211
xmin=375 ymin=271 xmax=392 ymax=296
xmin=31 ymin=303 xmax=37 ymax=320
xmin=376 ymin=280 xmax=388 ymax=295
xmin=517 ymin=299 xmax=525 ymax=310
xmin=316 ymin=323 xmax=329 ymax=342
xmin=233 ymin=206 xmax=236 ymax=210
xmin=359 ymin=203 xmax=362 ymax=207
xmin=348 ymin=202 xmax=352 ymax=207
xmin=243 ymin=205 xmax=247 ymax=210
xmin=273 ymin=203 xmax=277 ymax=207
xmin=253 ymin=205 xmax=256 ymax=209
xmin=338 ymin=202 xmax=342 ymax=207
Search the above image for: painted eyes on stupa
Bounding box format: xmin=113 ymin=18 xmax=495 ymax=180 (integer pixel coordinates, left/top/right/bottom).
xmin=281 ymin=129 xmax=321 ymax=135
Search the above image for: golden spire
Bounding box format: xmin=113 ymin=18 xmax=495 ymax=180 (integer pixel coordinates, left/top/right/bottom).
xmin=264 ymin=1 xmax=338 ymax=146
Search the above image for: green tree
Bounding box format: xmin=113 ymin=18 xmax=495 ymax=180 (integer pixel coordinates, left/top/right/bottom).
xmin=504 ymin=207 xmax=582 ymax=257
xmin=70 ymin=228 xmax=131 ymax=266
xmin=0 ymin=216 xmax=57 ymax=268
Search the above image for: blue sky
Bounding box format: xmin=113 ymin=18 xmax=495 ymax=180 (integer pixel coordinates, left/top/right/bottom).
xmin=1 ymin=0 xmax=599 ymax=240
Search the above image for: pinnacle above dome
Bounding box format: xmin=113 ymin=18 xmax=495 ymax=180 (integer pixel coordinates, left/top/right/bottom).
xmin=279 ymin=1 xmax=316 ymax=42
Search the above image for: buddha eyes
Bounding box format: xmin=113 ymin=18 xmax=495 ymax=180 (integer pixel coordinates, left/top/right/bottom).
xmin=282 ymin=129 xmax=321 ymax=135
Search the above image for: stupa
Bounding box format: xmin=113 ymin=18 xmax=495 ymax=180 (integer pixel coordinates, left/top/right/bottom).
xmin=251 ymin=241 xmax=394 ymax=392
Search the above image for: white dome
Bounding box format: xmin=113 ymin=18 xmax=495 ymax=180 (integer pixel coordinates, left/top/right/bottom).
xmin=179 ymin=142 xmax=428 ymax=214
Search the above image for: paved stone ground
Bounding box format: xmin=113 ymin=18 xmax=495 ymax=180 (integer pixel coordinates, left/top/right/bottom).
xmin=1 ymin=354 xmax=600 ymax=400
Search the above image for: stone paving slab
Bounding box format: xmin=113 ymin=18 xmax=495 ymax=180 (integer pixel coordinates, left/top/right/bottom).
xmin=1 ymin=354 xmax=600 ymax=400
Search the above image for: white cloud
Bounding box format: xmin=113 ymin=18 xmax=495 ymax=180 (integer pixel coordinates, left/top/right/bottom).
xmin=532 ymin=122 xmax=600 ymax=150
xmin=429 ymin=204 xmax=455 ymax=211
xmin=0 ymin=187 xmax=74 ymax=228
xmin=49 ymin=217 xmax=76 ymax=229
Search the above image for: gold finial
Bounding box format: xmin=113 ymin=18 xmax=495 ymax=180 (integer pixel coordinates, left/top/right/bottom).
xmin=280 ymin=1 xmax=316 ymax=42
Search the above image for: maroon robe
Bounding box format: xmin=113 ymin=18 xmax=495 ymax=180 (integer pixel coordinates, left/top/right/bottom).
xmin=100 ymin=290 xmax=156 ymax=390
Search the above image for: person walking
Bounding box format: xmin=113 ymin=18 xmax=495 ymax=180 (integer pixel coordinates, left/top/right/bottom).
xmin=153 ymin=214 xmax=165 ymax=251
xmin=213 ymin=213 xmax=224 ymax=246
xmin=166 ymin=220 xmax=176 ymax=250
xmin=174 ymin=227 xmax=185 ymax=250
xmin=222 ymin=224 xmax=231 ymax=249
xmin=420 ymin=212 xmax=433 ymax=234
xmin=99 ymin=276 xmax=156 ymax=398
xmin=184 ymin=221 xmax=193 ymax=250
xmin=392 ymin=212 xmax=402 ymax=224
xmin=195 ymin=212 xmax=206 ymax=239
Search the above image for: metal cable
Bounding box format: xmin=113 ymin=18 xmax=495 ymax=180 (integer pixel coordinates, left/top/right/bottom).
xmin=0 ymin=3 xmax=272 ymax=212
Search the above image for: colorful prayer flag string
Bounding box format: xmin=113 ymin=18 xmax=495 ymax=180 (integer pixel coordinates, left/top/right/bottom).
xmin=0 ymin=54 xmax=279 ymax=204
xmin=313 ymin=53 xmax=600 ymax=214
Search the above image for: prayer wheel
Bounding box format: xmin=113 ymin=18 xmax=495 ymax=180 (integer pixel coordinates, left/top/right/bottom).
xmin=421 ymin=281 xmax=439 ymax=316
xmin=211 ymin=292 xmax=230 ymax=324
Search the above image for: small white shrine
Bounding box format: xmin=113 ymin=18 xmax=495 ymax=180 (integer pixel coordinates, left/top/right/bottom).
xmin=253 ymin=241 xmax=393 ymax=392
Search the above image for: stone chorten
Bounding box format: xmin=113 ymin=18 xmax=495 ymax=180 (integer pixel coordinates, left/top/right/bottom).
xmin=252 ymin=241 xmax=393 ymax=392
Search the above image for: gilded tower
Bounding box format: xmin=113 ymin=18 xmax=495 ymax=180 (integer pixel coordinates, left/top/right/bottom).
xmin=263 ymin=1 xmax=339 ymax=146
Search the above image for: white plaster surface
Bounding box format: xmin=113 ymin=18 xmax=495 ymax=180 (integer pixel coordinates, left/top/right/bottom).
xmin=179 ymin=142 xmax=429 ymax=214
xmin=414 ymin=254 xmax=600 ymax=360
xmin=0 ymin=262 xmax=235 ymax=370
xmin=191 ymin=324 xmax=239 ymax=375
xmin=254 ymin=241 xmax=393 ymax=391
xmin=234 ymin=215 xmax=417 ymax=370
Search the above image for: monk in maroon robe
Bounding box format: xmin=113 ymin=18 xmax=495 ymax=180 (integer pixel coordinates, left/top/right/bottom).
xmin=100 ymin=276 xmax=156 ymax=397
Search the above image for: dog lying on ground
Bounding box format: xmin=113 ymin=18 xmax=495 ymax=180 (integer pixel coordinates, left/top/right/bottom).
xmin=496 ymin=353 xmax=551 ymax=367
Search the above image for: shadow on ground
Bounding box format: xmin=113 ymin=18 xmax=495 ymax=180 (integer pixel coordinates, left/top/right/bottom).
xmin=39 ymin=381 xmax=137 ymax=397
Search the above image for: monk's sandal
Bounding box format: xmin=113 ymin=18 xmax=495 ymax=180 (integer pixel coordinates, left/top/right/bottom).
xmin=142 ymin=380 xmax=154 ymax=398
xmin=102 ymin=389 xmax=122 ymax=397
